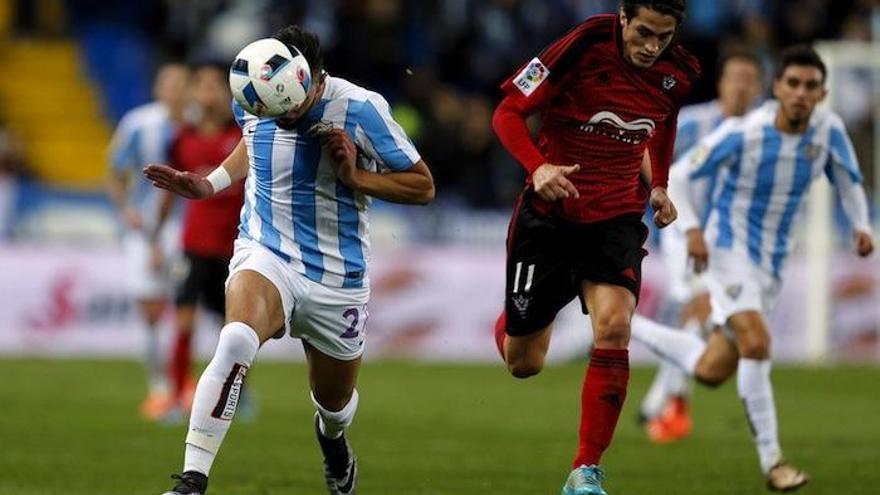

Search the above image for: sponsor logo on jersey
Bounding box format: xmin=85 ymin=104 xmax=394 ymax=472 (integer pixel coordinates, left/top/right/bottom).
xmin=579 ymin=111 xmax=656 ymax=144
xmin=513 ymin=58 xmax=549 ymax=97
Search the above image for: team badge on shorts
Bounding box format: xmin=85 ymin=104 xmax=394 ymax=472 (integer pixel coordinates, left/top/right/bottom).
xmin=514 ymin=58 xmax=550 ymax=97
xmin=726 ymin=284 xmax=743 ymax=300
xmin=512 ymin=294 xmax=531 ymax=317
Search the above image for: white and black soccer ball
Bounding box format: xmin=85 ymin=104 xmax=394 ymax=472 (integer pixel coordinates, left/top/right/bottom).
xmin=229 ymin=38 xmax=312 ymax=117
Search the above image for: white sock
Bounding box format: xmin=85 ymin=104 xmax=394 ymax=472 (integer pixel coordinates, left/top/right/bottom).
xmin=144 ymin=323 xmax=168 ymax=394
xmin=631 ymin=314 xmax=706 ymax=375
xmin=183 ymin=322 xmax=260 ymax=476
xmin=737 ymin=358 xmax=783 ymax=474
xmin=640 ymin=361 xmax=676 ymax=419
xmin=312 ymin=390 xmax=359 ymax=439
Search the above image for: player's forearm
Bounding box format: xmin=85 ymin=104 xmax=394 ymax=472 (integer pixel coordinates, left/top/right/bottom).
xmin=492 ymin=97 xmax=546 ymax=174
xmin=350 ymin=164 xmax=435 ymax=205
xmin=668 ymin=165 xmax=699 ymax=231
xmin=839 ymin=182 xmax=871 ymax=232
xmin=218 ymin=140 xmax=249 ymax=183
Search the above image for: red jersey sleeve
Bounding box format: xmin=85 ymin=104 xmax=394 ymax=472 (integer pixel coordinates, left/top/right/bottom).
xmin=494 ymin=16 xmax=613 ymax=174
xmin=648 ymin=111 xmax=678 ymax=189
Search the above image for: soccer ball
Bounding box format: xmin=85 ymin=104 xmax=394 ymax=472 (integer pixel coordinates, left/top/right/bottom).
xmin=229 ymin=38 xmax=312 ymax=117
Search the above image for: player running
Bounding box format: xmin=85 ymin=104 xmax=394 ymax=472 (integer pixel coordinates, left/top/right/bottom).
xmin=154 ymin=60 xmax=246 ymax=420
xmin=107 ymin=62 xmax=188 ymax=421
xmin=637 ymin=47 xmax=764 ymax=443
xmin=631 ymin=45 xmax=874 ymax=491
xmin=147 ymin=26 xmax=434 ymax=495
xmin=491 ymin=2 xmax=699 ymax=494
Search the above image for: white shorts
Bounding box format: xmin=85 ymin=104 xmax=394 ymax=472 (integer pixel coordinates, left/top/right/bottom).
xmin=705 ymin=249 xmax=781 ymax=327
xmin=226 ymin=238 xmax=370 ymax=361
xmin=659 ymin=225 xmax=707 ymax=303
xmin=122 ymin=224 xmax=180 ymax=299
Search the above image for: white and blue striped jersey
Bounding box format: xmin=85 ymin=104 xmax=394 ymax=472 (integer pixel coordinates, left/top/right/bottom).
xmin=671 ymin=100 xmax=868 ymax=278
xmin=673 ymin=99 xmax=725 ymax=162
xmin=108 ymin=101 xmax=178 ymax=230
xmin=233 ymin=75 xmax=421 ymax=289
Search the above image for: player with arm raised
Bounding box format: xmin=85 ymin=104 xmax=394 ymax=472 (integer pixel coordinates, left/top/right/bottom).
xmin=631 ymin=45 xmax=874 ymax=491
xmin=146 ymin=26 xmax=434 ymax=495
xmin=107 ymin=62 xmax=188 ymax=421
xmin=637 ymin=48 xmax=764 ymax=443
xmin=491 ymin=2 xmax=699 ymax=494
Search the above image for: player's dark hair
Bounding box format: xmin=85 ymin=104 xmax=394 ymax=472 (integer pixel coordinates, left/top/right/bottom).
xmin=622 ymin=0 xmax=687 ymax=24
xmin=273 ymin=25 xmax=324 ymax=76
xmin=718 ymin=46 xmax=763 ymax=77
xmin=776 ymin=44 xmax=827 ymax=82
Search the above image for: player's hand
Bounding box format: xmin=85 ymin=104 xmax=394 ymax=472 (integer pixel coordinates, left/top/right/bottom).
xmin=143 ymin=164 xmax=213 ymax=199
xmin=854 ymin=230 xmax=874 ymax=257
xmin=121 ymin=205 xmax=144 ymax=231
xmin=324 ymin=128 xmax=361 ymax=189
xmin=532 ymin=163 xmax=580 ymax=202
xmin=686 ymin=228 xmax=709 ymax=273
xmin=650 ymin=187 xmax=677 ymax=228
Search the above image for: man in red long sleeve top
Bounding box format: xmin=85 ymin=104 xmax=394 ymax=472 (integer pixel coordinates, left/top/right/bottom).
xmin=492 ymin=2 xmax=699 ymax=493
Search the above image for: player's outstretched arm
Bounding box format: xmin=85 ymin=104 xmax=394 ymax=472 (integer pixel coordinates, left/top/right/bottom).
xmin=143 ymin=140 xmax=249 ymax=199
xmin=325 ymin=129 xmax=435 ymax=205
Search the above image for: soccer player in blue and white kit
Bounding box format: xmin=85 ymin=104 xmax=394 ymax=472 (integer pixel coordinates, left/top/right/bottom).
xmin=632 ymin=45 xmax=874 ymax=491
xmin=107 ymin=62 xmax=188 ymax=421
xmin=637 ymin=48 xmax=764 ymax=442
xmin=145 ymin=26 xmax=435 ymax=495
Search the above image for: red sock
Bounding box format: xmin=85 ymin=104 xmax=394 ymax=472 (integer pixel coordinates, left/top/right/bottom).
xmin=167 ymin=330 xmax=193 ymax=401
xmin=494 ymin=311 xmax=507 ymax=360
xmin=574 ymin=348 xmax=629 ymax=467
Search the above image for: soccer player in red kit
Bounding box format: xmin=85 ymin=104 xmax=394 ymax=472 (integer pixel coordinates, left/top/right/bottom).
xmin=492 ymin=1 xmax=699 ymax=493
xmin=153 ymin=61 xmax=246 ymax=417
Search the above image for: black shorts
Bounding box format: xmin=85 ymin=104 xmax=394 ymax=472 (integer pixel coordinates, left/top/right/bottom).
xmin=174 ymin=251 xmax=230 ymax=316
xmin=504 ymin=196 xmax=649 ymax=337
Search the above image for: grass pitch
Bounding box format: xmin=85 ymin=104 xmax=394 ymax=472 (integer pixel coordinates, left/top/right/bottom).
xmin=1 ymin=359 xmax=878 ymax=494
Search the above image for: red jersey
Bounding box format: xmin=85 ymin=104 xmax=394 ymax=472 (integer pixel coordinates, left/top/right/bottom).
xmin=494 ymin=14 xmax=700 ymax=223
xmin=171 ymin=123 xmax=244 ymax=259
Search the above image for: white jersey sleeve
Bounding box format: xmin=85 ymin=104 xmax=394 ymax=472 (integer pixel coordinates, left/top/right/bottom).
xmin=347 ymin=94 xmax=421 ymax=171
xmin=824 ymin=114 xmax=870 ymax=232
xmin=108 ymin=112 xmax=141 ymax=173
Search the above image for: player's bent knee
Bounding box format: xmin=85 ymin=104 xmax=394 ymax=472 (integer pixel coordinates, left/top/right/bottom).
xmin=694 ymin=363 xmax=733 ymax=388
xmin=737 ymin=338 xmax=771 ymax=360
xmin=592 ymin=319 xmax=630 ymax=349
xmin=507 ymin=356 xmax=544 ymax=379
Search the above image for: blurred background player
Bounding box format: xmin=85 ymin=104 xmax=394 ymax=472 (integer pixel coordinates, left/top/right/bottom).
xmin=632 ymin=45 xmax=874 ymax=491
xmin=637 ymin=47 xmax=765 ymax=443
xmin=146 ymin=26 xmax=434 ymax=495
xmin=153 ymin=60 xmax=246 ymax=420
xmin=491 ymin=1 xmax=698 ymax=493
xmin=107 ymin=62 xmax=188 ymax=421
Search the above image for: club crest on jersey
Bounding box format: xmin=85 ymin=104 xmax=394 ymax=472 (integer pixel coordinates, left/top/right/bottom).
xmin=802 ymin=143 xmax=823 ymax=160
xmin=579 ymin=111 xmax=656 ymax=144
xmin=662 ymin=74 xmax=677 ymax=91
xmin=514 ymin=58 xmax=549 ymax=97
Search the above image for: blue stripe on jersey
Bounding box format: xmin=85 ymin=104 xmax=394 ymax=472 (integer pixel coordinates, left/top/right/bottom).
xmin=747 ymin=126 xmax=780 ymax=266
xmin=352 ymin=100 xmax=414 ymax=171
xmin=828 ymin=126 xmax=863 ymax=183
xmin=771 ymin=128 xmax=816 ymax=276
xmin=112 ymin=126 xmax=142 ymax=171
xmin=337 ymin=105 xmax=368 ymax=288
xmin=700 ymin=170 xmax=721 ymax=226
xmin=252 ymin=120 xmax=284 ymax=255
xmin=292 ymin=101 xmax=329 ymax=282
xmin=232 ymin=99 xmax=247 ymax=128
xmin=712 ymin=134 xmax=745 ymax=248
xmin=674 ymin=119 xmax=700 ymax=160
